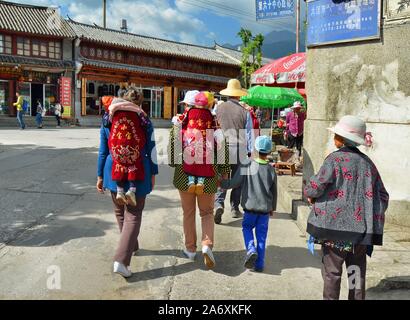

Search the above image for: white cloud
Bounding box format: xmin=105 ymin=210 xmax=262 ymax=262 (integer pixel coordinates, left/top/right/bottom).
xmin=7 ymin=0 xmax=208 ymax=44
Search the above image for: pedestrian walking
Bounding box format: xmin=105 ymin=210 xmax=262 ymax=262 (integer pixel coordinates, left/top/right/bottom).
xmin=168 ymin=90 xmax=231 ymax=269
xmin=214 ymin=79 xmax=253 ymax=224
xmin=305 ymin=115 xmax=389 ymax=300
xmin=285 ymin=101 xmax=306 ymax=156
xmin=35 ymin=100 xmax=43 ymax=129
xmin=221 ymin=135 xmax=277 ymax=272
xmin=13 ymin=92 xmax=25 ymax=130
xmin=96 ymin=90 xmax=158 ymax=278
xmin=54 ymin=102 xmax=62 ymax=128
xmin=107 ymin=88 xmax=151 ymax=207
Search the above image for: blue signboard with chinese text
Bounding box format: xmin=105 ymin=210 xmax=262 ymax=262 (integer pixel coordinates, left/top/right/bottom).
xmin=307 ymin=0 xmax=381 ymax=47
xmin=256 ymin=0 xmax=295 ymax=20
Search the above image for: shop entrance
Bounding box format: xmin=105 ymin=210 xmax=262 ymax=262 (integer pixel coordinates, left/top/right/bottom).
xmin=31 ymin=83 xmax=43 ymax=116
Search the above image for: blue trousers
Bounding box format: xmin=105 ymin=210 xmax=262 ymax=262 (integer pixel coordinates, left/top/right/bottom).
xmin=35 ymin=113 xmax=43 ymax=127
xmin=17 ymin=111 xmax=25 ymax=129
xmin=242 ymin=211 xmax=269 ymax=270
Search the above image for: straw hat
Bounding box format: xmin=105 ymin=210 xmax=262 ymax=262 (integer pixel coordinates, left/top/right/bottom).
xmin=220 ymin=79 xmax=248 ymax=97
xmin=328 ymin=115 xmax=373 ymax=147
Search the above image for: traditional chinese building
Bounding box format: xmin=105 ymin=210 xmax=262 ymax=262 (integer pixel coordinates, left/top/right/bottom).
xmin=0 ymin=0 xmax=272 ymax=125
xmin=68 ymin=19 xmax=248 ymax=124
xmin=0 ymin=1 xmax=75 ymax=118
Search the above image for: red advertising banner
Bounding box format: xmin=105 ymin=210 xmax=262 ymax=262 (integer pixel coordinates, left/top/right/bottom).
xmin=59 ymin=77 xmax=71 ymax=117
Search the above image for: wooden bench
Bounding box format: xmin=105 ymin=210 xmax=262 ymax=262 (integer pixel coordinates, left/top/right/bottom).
xmin=275 ymin=162 xmax=296 ymax=176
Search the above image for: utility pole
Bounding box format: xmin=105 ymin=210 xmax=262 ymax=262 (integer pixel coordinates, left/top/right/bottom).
xmin=103 ymin=0 xmax=107 ymax=28
xmin=296 ymin=0 xmax=300 ymax=53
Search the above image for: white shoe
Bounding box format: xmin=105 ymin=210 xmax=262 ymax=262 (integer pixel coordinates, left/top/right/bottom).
xmin=202 ymin=245 xmax=215 ymax=269
xmin=113 ymin=261 xmax=132 ymax=278
xmin=183 ymin=249 xmax=196 ymax=261
xmin=125 ymin=190 xmax=137 ymax=207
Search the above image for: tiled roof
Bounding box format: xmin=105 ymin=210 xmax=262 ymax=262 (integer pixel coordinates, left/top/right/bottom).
xmin=0 ymin=1 xmax=75 ymax=38
xmin=68 ymin=20 xmax=241 ymax=67
xmin=80 ymin=58 xmax=230 ymax=84
xmin=0 ymin=54 xmax=74 ymax=69
xmin=215 ymin=44 xmax=273 ymax=66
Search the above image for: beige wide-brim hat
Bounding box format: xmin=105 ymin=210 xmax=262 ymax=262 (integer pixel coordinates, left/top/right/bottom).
xmin=327 ymin=115 xmax=367 ymax=146
xmin=220 ymin=79 xmax=248 ymax=97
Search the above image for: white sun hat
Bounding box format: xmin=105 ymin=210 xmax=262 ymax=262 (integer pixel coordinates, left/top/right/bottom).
xmin=327 ymin=115 xmax=373 ymax=146
xmin=179 ymin=90 xmax=200 ymax=106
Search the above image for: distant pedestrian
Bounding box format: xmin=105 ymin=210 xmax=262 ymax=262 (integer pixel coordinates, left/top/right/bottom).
xmin=13 ymin=92 xmax=25 ymax=130
xmin=97 ymin=90 xmax=158 ymax=278
xmin=54 ymin=102 xmax=62 ymax=128
xmin=35 ymin=100 xmax=43 ymax=129
xmin=214 ymin=79 xmax=253 ymax=224
xmin=221 ymin=136 xmax=277 ymax=272
xmin=285 ymin=101 xmax=306 ymax=156
xmin=305 ymin=115 xmax=389 ymax=300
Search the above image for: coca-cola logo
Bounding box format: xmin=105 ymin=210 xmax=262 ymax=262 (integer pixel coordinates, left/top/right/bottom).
xmin=283 ymin=56 xmax=303 ymax=70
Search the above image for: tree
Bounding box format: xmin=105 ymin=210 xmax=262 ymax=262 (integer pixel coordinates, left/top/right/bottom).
xmin=237 ymin=28 xmax=265 ymax=88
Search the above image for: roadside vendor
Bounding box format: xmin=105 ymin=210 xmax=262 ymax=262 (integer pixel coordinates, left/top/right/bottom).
xmin=285 ymin=101 xmax=306 ymax=156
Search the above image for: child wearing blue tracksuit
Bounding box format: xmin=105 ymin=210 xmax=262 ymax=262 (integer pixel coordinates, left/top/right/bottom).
xmin=221 ymin=136 xmax=277 ymax=272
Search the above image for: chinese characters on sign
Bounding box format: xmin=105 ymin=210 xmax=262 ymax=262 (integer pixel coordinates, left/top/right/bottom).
xmin=59 ymin=77 xmax=71 ymax=117
xmin=307 ymin=0 xmax=381 ymax=47
xmin=256 ymin=0 xmax=295 ymax=20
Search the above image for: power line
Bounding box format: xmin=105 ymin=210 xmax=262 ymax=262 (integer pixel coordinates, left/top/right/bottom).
xmin=178 ymin=0 xmax=291 ymax=29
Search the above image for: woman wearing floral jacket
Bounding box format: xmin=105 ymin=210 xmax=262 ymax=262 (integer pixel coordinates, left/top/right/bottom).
xmin=305 ymin=115 xmax=389 ymax=300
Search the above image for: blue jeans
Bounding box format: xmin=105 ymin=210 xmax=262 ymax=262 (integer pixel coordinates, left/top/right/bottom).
xmin=215 ymin=163 xmax=242 ymax=211
xmin=242 ymin=211 xmax=270 ymax=270
xmin=17 ymin=111 xmax=25 ymax=129
xmin=35 ymin=113 xmax=43 ymax=127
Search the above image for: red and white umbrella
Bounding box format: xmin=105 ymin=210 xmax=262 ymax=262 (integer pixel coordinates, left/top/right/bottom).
xmin=251 ymin=52 xmax=306 ymax=85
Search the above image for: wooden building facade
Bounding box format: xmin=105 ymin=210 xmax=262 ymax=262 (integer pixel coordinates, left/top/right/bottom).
xmin=0 ymin=1 xmax=75 ymax=118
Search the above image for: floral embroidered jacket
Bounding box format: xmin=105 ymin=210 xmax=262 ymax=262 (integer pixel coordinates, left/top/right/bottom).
xmin=305 ymin=146 xmax=389 ymax=246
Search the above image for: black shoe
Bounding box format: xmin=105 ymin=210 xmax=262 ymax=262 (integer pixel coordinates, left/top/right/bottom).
xmin=253 ymin=267 xmax=264 ymax=273
xmin=244 ymin=251 xmax=258 ymax=269
xmin=231 ymin=209 xmax=243 ymax=218
xmin=214 ymin=207 xmax=224 ymax=224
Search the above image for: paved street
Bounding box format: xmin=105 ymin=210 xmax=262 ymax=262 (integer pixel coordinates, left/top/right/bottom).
xmin=1 ymin=127 xmax=382 ymax=300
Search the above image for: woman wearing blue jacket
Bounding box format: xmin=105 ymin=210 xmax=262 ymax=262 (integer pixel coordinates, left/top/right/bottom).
xmin=96 ymin=92 xmax=158 ymax=278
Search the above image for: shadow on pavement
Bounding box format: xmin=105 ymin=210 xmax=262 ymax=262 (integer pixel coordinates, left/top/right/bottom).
xmin=125 ymin=245 xmax=321 ymax=283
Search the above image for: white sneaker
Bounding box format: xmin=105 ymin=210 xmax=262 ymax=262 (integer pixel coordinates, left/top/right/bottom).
xmin=183 ymin=249 xmax=196 ymax=261
xmin=125 ymin=190 xmax=137 ymax=207
xmin=202 ymin=245 xmax=215 ymax=269
xmin=113 ymin=261 xmax=132 ymax=278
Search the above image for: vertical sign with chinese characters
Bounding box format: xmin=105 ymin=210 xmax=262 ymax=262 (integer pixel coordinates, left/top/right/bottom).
xmin=256 ymin=0 xmax=295 ymax=20
xmin=307 ymin=0 xmax=381 ymax=47
xmin=59 ymin=77 xmax=71 ymax=118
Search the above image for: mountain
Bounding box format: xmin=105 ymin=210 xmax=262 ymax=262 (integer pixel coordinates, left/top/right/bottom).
xmin=223 ymin=30 xmax=306 ymax=60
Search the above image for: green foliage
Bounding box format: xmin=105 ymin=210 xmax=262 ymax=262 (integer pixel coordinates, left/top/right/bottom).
xmin=237 ymin=28 xmax=265 ymax=89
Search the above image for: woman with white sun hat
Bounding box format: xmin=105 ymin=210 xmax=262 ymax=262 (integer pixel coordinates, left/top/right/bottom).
xmin=304 ymin=115 xmax=389 ymax=300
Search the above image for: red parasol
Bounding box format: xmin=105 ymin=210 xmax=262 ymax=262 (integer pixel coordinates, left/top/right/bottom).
xmin=251 ymin=52 xmax=306 ymax=85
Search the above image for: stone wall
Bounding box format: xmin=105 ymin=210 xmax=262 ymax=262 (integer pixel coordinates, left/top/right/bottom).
xmin=303 ymin=17 xmax=410 ymax=227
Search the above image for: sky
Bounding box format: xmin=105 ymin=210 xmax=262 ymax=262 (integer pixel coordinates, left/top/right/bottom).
xmin=9 ymin=0 xmax=306 ymax=47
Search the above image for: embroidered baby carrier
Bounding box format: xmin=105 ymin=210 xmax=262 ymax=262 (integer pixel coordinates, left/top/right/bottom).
xmin=109 ymin=111 xmax=146 ymax=181
xmin=181 ymin=107 xmax=216 ymax=178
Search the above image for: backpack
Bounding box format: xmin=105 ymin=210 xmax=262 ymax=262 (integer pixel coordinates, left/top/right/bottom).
xmin=60 ymin=105 xmax=64 ymax=115
xmin=22 ymin=100 xmax=28 ymax=113
xmin=108 ymin=111 xmax=147 ymax=181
